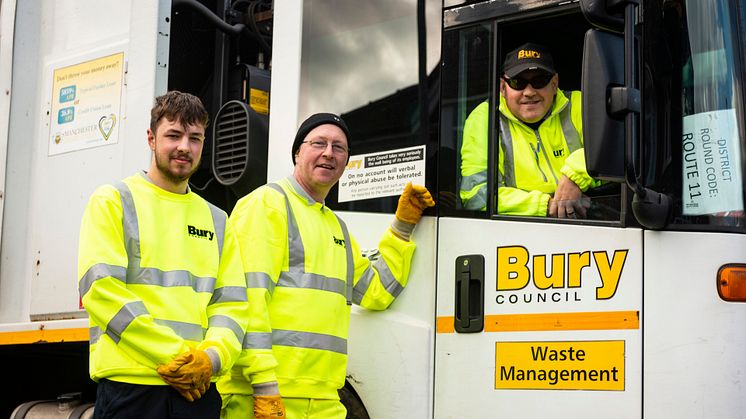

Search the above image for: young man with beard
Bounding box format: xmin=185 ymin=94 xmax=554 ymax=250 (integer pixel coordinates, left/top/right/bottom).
xmin=78 ymin=91 xmax=278 ymax=418
xmin=218 ymin=113 xmax=434 ymax=419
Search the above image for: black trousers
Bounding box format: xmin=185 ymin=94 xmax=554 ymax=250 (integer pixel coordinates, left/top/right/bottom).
xmin=93 ymin=379 xmax=221 ymax=419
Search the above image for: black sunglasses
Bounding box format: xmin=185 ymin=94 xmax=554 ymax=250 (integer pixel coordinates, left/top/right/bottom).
xmin=502 ymin=73 xmax=554 ymax=90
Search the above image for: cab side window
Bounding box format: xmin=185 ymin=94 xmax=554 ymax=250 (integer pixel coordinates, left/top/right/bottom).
xmin=440 ymin=23 xmax=492 ymax=214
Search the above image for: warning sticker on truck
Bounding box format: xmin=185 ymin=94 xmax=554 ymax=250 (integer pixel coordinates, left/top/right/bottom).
xmin=338 ymin=145 xmax=425 ymax=202
xmin=495 ymin=340 xmax=625 ymax=391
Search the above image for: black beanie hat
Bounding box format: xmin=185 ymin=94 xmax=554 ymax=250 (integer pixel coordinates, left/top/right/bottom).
xmin=291 ymin=113 xmax=351 ymax=164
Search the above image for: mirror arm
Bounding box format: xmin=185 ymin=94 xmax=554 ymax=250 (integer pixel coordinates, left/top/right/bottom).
xmin=617 ymin=0 xmax=672 ymax=228
xmin=621 ymin=1 xmax=642 ymax=197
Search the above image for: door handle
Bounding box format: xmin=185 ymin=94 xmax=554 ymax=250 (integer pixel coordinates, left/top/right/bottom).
xmin=455 ymin=255 xmax=484 ymax=333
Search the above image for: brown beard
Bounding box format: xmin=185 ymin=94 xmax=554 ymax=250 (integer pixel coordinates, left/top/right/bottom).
xmin=154 ymin=151 xmax=201 ymax=184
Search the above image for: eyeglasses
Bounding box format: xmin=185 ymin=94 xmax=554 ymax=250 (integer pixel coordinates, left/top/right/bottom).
xmin=303 ymin=140 xmax=349 ymax=154
xmin=502 ymin=73 xmax=554 ymax=90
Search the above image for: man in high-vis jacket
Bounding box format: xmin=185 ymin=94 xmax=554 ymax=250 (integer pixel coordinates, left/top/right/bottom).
xmin=78 ymin=91 xmax=282 ymax=418
xmin=460 ymin=42 xmax=599 ymax=218
xmin=218 ymin=113 xmax=435 ymax=419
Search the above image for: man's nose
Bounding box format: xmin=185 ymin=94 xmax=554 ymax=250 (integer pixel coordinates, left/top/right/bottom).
xmin=321 ymin=143 xmax=335 ymax=157
xmin=176 ymin=135 xmax=190 ymax=151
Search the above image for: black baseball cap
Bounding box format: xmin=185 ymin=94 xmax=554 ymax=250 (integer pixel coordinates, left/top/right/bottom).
xmin=502 ymin=43 xmax=556 ymax=78
xmin=291 ymin=113 xmax=351 ymax=164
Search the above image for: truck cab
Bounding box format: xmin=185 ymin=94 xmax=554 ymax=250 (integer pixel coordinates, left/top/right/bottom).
xmin=1 ymin=0 xmax=745 ymax=418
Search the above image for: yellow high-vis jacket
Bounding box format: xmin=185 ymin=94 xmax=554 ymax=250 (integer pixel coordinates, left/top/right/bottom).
xmin=78 ymin=172 xmax=248 ymax=385
xmin=460 ymin=90 xmax=598 ymax=215
xmin=217 ymin=177 xmax=416 ymax=400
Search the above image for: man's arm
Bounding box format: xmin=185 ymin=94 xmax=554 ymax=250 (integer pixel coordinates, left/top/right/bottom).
xmin=226 ymin=187 xmax=283 ymax=389
xmin=78 ymin=185 xmax=189 ymax=369
xmin=548 ymin=175 xmax=588 ymax=218
xmin=197 ymin=215 xmax=250 ymax=377
xmin=460 ymin=102 xmax=489 ymax=210
xmin=353 ymin=184 xmax=434 ymax=310
xmin=496 ymin=180 xmax=552 ymax=216
xmin=551 ymin=148 xmax=601 ymax=218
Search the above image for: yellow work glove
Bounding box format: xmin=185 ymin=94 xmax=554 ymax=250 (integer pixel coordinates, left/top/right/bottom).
xmin=395 ymin=182 xmax=435 ymax=224
xmin=157 ymin=349 xmax=214 ymax=402
xmin=254 ymin=394 xmax=285 ymax=418
xmin=391 ymin=183 xmax=434 ymax=241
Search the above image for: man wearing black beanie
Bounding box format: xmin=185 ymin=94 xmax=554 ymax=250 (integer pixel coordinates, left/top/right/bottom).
xmin=290 ymin=112 xmax=351 ymax=165
xmin=219 ymin=113 xmax=435 ymax=419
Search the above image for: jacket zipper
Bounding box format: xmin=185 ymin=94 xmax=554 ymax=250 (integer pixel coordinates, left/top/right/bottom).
xmin=533 ymin=131 xmax=560 ymax=184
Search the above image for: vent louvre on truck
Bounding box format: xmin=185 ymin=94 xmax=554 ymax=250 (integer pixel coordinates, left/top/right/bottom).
xmin=212 ymin=101 xmax=250 ymax=186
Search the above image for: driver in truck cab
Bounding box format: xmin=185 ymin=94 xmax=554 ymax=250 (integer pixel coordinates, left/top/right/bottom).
xmin=459 ymin=42 xmax=600 ymax=218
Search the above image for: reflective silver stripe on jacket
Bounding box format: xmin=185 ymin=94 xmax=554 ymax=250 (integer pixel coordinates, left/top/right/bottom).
xmin=460 ymin=169 xmax=488 ymax=209
xmin=499 ymin=114 xmax=516 ymax=188
xmin=460 ymin=170 xmax=487 ymax=193
xmin=208 ymin=315 xmax=245 ymax=344
xmin=106 ymin=301 xmax=149 ymax=344
xmin=561 ymin=91 xmax=582 ymax=153
xmin=500 ymin=93 xmax=580 ymax=188
xmin=154 ymin=318 xmax=205 ymax=342
xmin=463 ymin=189 xmax=487 ymax=210
xmin=352 ymin=256 xmax=403 ymax=304
xmin=246 ymin=271 xmax=276 ymax=294
xmin=127 ymin=268 xmax=216 ymax=293
xmin=210 ymin=286 xmax=246 ymax=305
xmin=333 ymin=213 xmax=354 ymax=305
xmin=243 ymin=332 xmax=273 ymax=350
xmin=278 ymin=271 xmax=346 ymax=296
xmin=79 ymin=263 xmax=126 ymax=297
xmin=273 ymin=329 xmax=347 ymax=355
xmin=207 ymin=201 xmax=226 ymax=257
xmin=89 ymin=326 xmax=103 ymax=344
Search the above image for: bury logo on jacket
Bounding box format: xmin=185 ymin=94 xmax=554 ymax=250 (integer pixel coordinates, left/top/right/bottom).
xmin=188 ymin=225 xmax=215 ymax=241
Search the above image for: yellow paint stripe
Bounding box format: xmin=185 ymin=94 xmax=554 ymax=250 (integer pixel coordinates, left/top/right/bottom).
xmin=0 ymin=328 xmax=89 ymax=345
xmin=436 ymin=310 xmax=639 ymax=334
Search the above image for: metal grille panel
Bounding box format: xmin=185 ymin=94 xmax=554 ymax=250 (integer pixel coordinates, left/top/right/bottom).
xmin=213 ymin=101 xmax=250 ymax=185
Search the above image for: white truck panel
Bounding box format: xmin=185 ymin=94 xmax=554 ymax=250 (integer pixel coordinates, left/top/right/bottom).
xmin=435 ymin=219 xmax=643 ymax=418
xmin=266 ymin=0 xmax=301 ymax=183
xmin=644 ymin=230 xmax=746 ymax=418
xmin=344 ymin=212 xmax=436 ymax=419
xmin=0 ymin=0 xmax=166 ymax=322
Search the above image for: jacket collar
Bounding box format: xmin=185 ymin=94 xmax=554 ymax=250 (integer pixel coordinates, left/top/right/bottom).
xmin=285 ymin=176 xmax=322 ymax=206
xmin=138 ymin=171 xmax=192 ymax=195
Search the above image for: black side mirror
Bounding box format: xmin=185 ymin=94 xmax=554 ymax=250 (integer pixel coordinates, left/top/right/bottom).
xmin=580 ymin=0 xmax=625 ymax=33
xmin=582 ymin=29 xmax=625 ymax=181
xmin=582 ymin=3 xmax=672 ymax=229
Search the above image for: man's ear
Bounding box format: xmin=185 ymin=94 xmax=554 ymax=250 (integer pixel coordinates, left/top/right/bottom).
xmin=147 ymin=128 xmax=155 ymax=150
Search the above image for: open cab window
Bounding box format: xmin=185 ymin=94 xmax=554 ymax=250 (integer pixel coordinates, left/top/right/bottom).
xmin=440 ymin=4 xmax=623 ymax=223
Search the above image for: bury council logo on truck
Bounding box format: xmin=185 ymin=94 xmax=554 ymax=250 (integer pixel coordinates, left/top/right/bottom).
xmin=495 ymin=245 xmax=628 ymax=305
